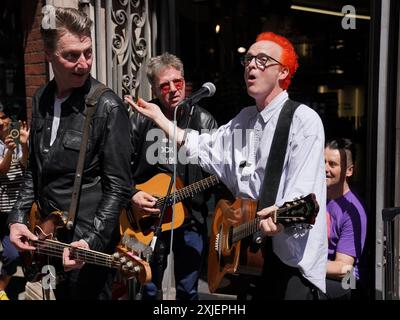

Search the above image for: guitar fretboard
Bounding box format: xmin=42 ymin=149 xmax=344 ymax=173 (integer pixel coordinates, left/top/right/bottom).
xmin=32 ymin=239 xmax=119 ymax=269
xmin=231 ymin=206 xmax=299 ymax=243
xmin=155 ymin=175 xmax=219 ymax=208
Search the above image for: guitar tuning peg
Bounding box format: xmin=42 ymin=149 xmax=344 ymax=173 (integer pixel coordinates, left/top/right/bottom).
xmin=113 ymin=252 xmax=121 ymax=259
xmin=133 ymin=265 xmax=140 ymax=273
xmin=126 ymin=265 xmax=140 ymax=276
xmin=119 ymin=256 xmax=127 ymax=264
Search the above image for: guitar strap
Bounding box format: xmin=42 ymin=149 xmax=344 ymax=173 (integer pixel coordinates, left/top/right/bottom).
xmin=257 ymin=99 xmax=300 ymax=211
xmin=246 ymin=98 xmax=300 ymax=252
xmin=65 ymin=83 xmax=111 ymax=229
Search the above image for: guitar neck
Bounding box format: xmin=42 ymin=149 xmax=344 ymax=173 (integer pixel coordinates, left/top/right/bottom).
xmin=231 ymin=207 xmax=287 ymax=243
xmin=156 ymin=175 xmax=219 ymax=207
xmin=32 ymin=239 xmax=119 ymax=269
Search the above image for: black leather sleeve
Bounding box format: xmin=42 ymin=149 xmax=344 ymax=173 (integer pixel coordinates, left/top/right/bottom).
xmin=80 ymin=93 xmax=133 ymax=251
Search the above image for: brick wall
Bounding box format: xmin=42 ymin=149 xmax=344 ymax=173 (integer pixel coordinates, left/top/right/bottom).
xmin=21 ymin=0 xmax=48 ymax=121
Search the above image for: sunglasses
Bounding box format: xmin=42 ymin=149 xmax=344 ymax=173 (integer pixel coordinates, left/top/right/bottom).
xmin=159 ymin=78 xmax=184 ymax=94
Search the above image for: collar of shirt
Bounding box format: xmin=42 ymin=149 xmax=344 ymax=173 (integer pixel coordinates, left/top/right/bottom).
xmin=258 ymin=90 xmax=289 ymax=124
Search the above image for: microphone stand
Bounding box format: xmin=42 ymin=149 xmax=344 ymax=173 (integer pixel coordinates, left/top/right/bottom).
xmin=149 ymin=101 xmax=195 ymax=300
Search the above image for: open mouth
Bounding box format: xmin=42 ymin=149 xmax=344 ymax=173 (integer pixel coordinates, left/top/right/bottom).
xmin=247 ymin=74 xmax=256 ymax=83
xmin=72 ymin=72 xmax=87 ymax=78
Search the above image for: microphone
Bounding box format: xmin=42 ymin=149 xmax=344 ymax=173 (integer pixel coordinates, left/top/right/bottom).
xmin=179 ymin=82 xmax=216 ymax=107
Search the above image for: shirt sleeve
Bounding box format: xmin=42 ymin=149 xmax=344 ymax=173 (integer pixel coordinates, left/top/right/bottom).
xmin=336 ymin=213 xmax=357 ymax=258
xmin=184 ymin=122 xmax=233 ymax=187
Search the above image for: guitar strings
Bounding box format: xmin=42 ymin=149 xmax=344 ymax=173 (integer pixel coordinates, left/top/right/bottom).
xmin=155 ymin=175 xmax=219 ymax=208
xmin=35 ymin=245 xmax=119 ymax=268
xmin=232 ymin=216 xmax=261 ymax=243
xmin=34 ymin=243 xmax=116 ymax=266
xmin=35 ymin=246 xmax=117 ymax=268
xmin=232 ymin=205 xmax=308 ymax=242
xmin=32 ymin=240 xmax=120 ymax=267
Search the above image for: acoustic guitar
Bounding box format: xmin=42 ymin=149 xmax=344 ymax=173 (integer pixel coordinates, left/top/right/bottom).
xmin=207 ymin=193 xmax=319 ymax=293
xmin=120 ymin=173 xmax=220 ymax=245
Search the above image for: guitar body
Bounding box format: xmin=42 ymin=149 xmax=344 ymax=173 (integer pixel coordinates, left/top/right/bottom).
xmin=208 ymin=193 xmax=319 ymax=293
xmin=120 ymin=173 xmax=187 ymax=245
xmin=208 ymin=198 xmax=263 ymax=293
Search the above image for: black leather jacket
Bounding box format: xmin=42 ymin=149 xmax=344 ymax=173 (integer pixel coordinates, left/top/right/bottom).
xmin=131 ymin=100 xmax=218 ymax=225
xmin=8 ymin=77 xmax=133 ymax=253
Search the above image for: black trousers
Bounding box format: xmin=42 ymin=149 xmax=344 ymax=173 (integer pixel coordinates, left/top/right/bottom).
xmin=54 ymin=264 xmax=116 ymax=300
xmin=242 ymin=239 xmax=322 ymax=300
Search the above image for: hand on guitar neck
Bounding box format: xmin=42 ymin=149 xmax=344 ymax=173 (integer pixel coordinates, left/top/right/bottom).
xmin=9 ymin=223 xmax=38 ymax=251
xmin=257 ymin=205 xmax=284 ymax=236
xmin=63 ymin=239 xmax=89 ymax=271
xmin=131 ymin=191 xmax=160 ymax=216
xmin=219 ymin=201 xmax=283 ymax=236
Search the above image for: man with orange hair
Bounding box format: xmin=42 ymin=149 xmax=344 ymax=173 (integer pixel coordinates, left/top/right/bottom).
xmin=125 ymin=32 xmax=327 ymax=300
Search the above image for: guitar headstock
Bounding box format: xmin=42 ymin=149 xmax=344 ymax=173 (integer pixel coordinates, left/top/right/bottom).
xmin=114 ymin=238 xmax=152 ymax=284
xmin=277 ymin=193 xmax=319 ymax=226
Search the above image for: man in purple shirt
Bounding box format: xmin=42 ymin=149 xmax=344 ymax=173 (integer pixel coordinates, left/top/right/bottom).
xmin=325 ymin=138 xmax=367 ymax=299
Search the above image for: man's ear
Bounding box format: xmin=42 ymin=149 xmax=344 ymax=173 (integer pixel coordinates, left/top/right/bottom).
xmin=278 ymin=66 xmax=289 ymax=81
xmin=346 ymin=164 xmax=354 ymax=178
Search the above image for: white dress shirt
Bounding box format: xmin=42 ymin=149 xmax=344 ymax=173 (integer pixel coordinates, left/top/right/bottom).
xmin=184 ymin=90 xmax=327 ymax=292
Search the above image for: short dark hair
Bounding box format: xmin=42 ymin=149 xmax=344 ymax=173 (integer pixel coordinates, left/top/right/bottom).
xmin=326 ymin=137 xmax=356 ymax=165
xmin=40 ymin=7 xmax=92 ymax=53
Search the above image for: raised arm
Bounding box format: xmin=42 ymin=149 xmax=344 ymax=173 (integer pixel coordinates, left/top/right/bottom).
xmin=124 ymin=96 xmax=186 ymax=145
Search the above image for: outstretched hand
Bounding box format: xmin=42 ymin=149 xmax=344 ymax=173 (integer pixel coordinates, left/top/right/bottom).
xmin=124 ymin=96 xmax=164 ymax=122
xmin=124 ymin=95 xmax=185 ymax=145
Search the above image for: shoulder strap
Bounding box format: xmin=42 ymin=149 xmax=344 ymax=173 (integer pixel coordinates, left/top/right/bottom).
xmin=257 ymin=99 xmax=301 ymax=210
xmin=65 ymin=83 xmax=111 ymax=229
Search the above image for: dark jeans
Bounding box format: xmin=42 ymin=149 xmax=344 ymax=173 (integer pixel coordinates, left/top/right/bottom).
xmin=0 ymin=215 xmax=20 ymax=276
xmin=142 ymin=221 xmax=206 ymax=300
xmin=55 ymin=264 xmax=116 ymax=300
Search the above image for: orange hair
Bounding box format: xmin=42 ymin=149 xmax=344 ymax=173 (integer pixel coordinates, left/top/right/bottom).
xmin=256 ymin=32 xmax=299 ymax=90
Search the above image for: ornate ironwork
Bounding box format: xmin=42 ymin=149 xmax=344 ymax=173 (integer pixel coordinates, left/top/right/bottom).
xmin=110 ymin=0 xmax=148 ymax=97
xmin=94 ymin=0 xmax=150 ymax=98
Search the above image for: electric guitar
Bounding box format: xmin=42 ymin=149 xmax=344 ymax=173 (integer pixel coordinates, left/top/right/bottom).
xmin=22 ymin=203 xmax=151 ymax=284
xmin=207 ymin=193 xmax=319 ymax=293
xmin=120 ymin=173 xmax=220 ymax=245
